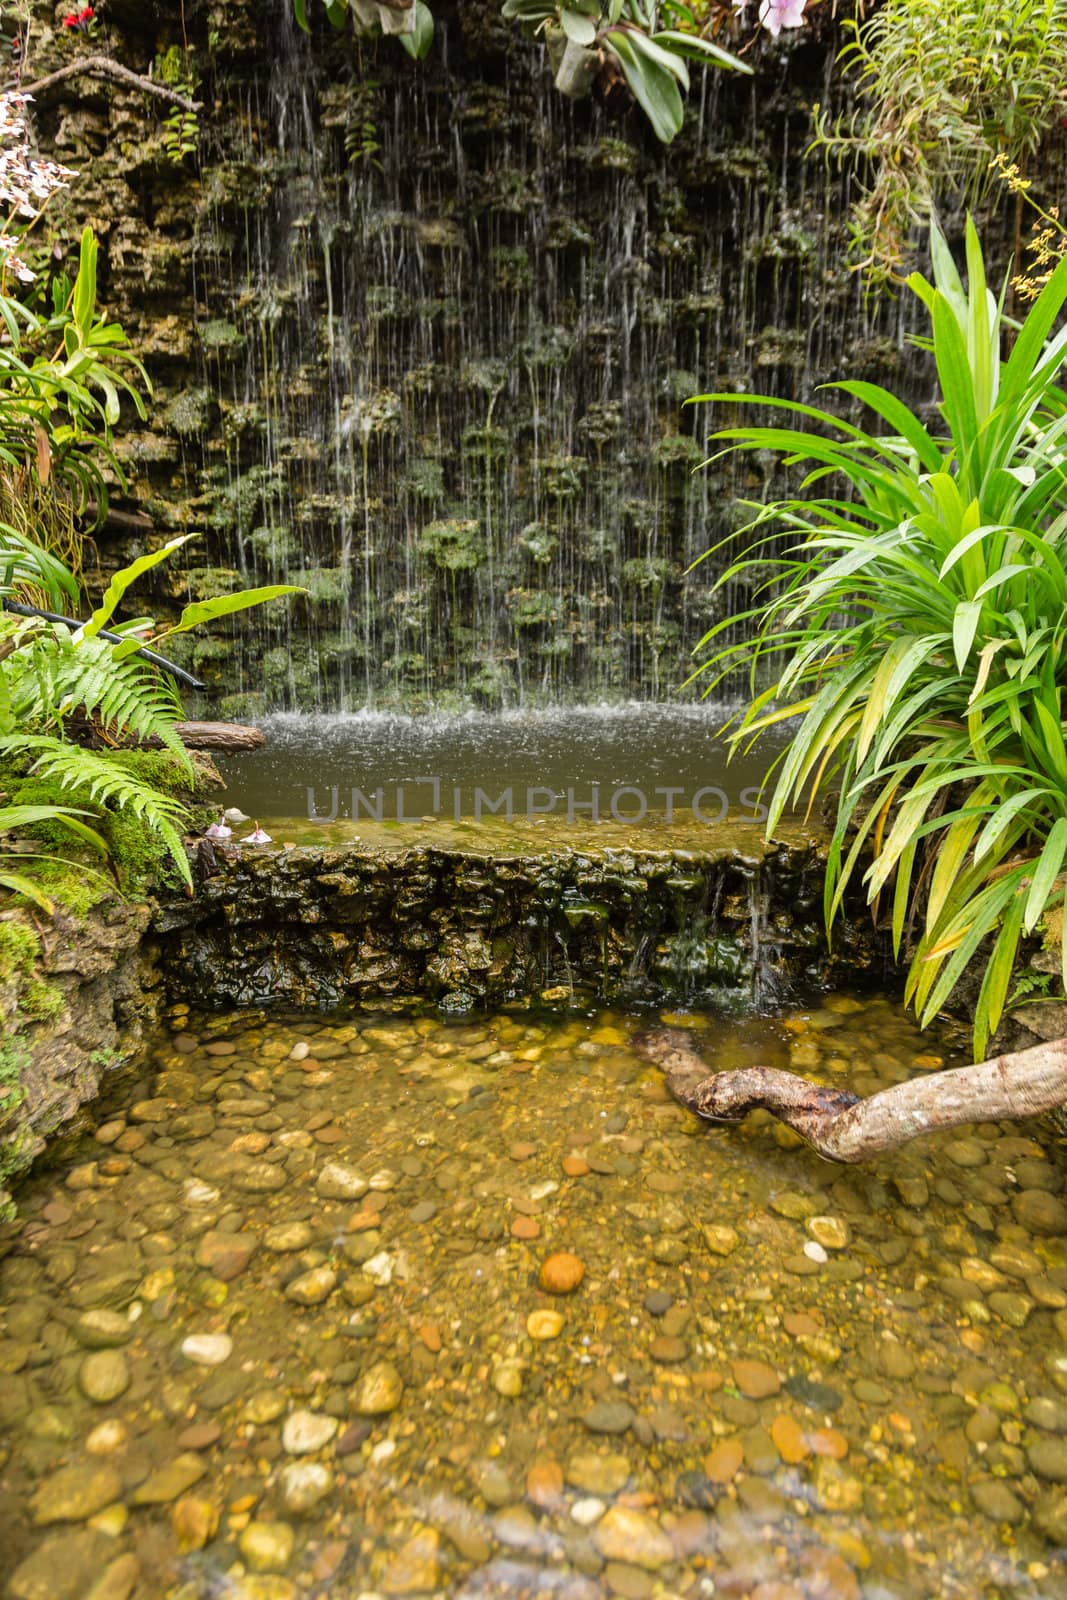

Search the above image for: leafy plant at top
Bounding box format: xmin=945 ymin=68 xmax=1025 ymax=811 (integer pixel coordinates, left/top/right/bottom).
xmin=812 ymin=0 xmax=1067 ymax=281
xmin=294 ymin=0 xmax=765 ymax=143
xmin=691 ymin=219 xmax=1067 ymax=1054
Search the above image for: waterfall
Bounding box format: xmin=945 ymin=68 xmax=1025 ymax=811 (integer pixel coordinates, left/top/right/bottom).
xmin=189 ymin=0 xmax=928 ymax=716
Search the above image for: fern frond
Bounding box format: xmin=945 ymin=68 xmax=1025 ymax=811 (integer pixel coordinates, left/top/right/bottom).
xmin=0 ymin=734 xmax=193 ymax=888
xmin=13 ymin=632 xmax=193 ymax=774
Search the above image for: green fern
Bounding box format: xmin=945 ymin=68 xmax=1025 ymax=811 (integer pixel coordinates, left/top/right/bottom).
xmin=9 ymin=630 xmax=192 ymax=771
xmin=0 ymin=734 xmax=192 ymax=888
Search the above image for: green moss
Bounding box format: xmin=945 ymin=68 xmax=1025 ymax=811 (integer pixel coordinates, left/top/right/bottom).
xmin=0 ymin=923 xmax=38 ymax=984
xmin=419 ymin=519 xmax=484 ymax=574
xmin=199 ymin=319 xmax=245 ymax=350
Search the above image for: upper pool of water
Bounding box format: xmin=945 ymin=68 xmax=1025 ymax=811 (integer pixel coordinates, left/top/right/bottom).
xmin=214 ymin=705 xmax=792 ymax=849
xmin=2 ymin=993 xmax=1066 ymax=1599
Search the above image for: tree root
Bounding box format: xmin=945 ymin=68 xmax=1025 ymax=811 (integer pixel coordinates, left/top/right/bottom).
xmin=632 ymin=1026 xmax=1067 ymax=1163
xmin=20 ymin=56 xmax=201 ymax=112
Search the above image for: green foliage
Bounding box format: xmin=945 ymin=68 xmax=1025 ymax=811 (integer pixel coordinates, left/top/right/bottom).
xmin=0 ymin=228 xmax=148 ymax=528
xmin=295 ymin=0 xmax=749 ymax=142
xmin=692 ymin=220 xmax=1067 ymax=1055
xmin=154 ymin=47 xmax=200 ymax=161
xmin=813 ymin=0 xmax=1067 ymax=279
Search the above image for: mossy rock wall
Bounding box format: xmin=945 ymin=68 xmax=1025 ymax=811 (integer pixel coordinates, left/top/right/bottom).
xmin=0 ymin=897 xmax=160 ymax=1218
xmin=19 ymin=0 xmax=993 ymax=712
xmin=155 ymin=836 xmax=887 ymax=1011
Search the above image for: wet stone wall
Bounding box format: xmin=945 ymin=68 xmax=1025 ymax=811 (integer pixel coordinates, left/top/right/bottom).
xmin=18 ymin=0 xmax=939 ymax=713
xmin=154 ymin=838 xmax=885 ymax=1011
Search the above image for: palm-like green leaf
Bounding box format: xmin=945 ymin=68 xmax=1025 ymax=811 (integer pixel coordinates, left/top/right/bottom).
xmin=692 ymin=220 xmax=1067 ymax=1050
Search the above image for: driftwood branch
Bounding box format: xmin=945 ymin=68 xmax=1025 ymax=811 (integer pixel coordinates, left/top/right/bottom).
xmin=633 ymin=1026 xmax=1067 ymax=1163
xmin=172 ymin=722 xmax=265 ymax=753
xmin=19 ymin=55 xmax=202 ymax=113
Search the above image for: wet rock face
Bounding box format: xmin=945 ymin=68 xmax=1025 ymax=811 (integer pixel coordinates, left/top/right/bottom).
xmin=155 ymin=838 xmax=884 ymax=1010
xmin=0 ymin=897 xmax=160 ymax=1219
xmin=22 ymin=0 xmax=937 ymax=714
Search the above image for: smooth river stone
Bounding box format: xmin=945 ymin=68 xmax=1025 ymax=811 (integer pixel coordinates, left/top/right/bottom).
xmin=181 ymin=1334 xmax=233 ymax=1367
xmin=264 ymin=1222 xmax=314 ymax=1253
xmin=280 ymin=1462 xmax=334 ymax=1515
xmin=316 ymin=1163 xmax=368 ymax=1201
xmin=350 ymin=1360 xmax=404 ymax=1416
xmin=594 ymin=1506 xmax=674 ymax=1570
xmin=282 ymin=1410 xmax=338 ymax=1454
xmin=74 ymin=1310 xmax=132 ymax=1349
xmin=78 ymin=1351 xmax=130 ymax=1404
xmin=731 ymin=1359 xmax=782 ymax=1399
xmin=195 ymin=1231 xmax=259 ymax=1281
xmin=566 ymin=1452 xmax=631 ymax=1495
xmin=284 ymin=1267 xmax=337 ymax=1305
xmin=132 ymin=1453 xmax=207 ymax=1504
xmin=31 ymin=1463 xmax=122 ymax=1525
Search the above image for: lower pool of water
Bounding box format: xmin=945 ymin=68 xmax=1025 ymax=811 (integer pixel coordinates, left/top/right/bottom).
xmin=2 ymin=994 xmax=1066 ymax=1599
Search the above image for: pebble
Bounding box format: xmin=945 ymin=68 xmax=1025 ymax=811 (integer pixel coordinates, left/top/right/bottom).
xmin=316 ymin=1162 xmax=368 ymax=1201
xmin=571 ymin=1496 xmax=606 ymax=1526
xmin=808 ymin=1216 xmax=851 ymax=1250
xmin=240 ymin=1521 xmax=296 ymax=1573
xmin=31 ymin=1464 xmax=122 ymax=1525
xmin=196 ymin=1231 xmax=259 ymax=1280
xmin=539 ymin=1251 xmax=585 ymax=1293
xmin=284 ymin=1267 xmax=337 ymax=1305
xmin=492 ymin=1359 xmax=525 ymax=1397
xmin=703 ymin=1438 xmax=743 ymax=1484
xmin=702 ymin=1223 xmax=739 ymax=1256
xmin=172 ymin=1495 xmax=219 ymax=1552
xmin=731 ymin=1359 xmax=781 ymax=1399
xmin=771 ymin=1413 xmax=810 ymax=1463
xmin=74 ymin=1310 xmax=132 ymax=1350
xmin=181 ymin=1333 xmax=233 ymax=1366
xmin=379 ymin=1528 xmax=441 ymax=1595
xmin=566 ymin=1452 xmax=631 ymax=1495
xmin=85 ymin=1420 xmax=127 ymax=1455
xmin=526 ymin=1457 xmax=564 ymax=1508
xmin=132 ymin=1453 xmax=207 ymax=1505
xmin=527 ymin=1309 xmax=564 ymax=1340
xmin=972 ymin=1480 xmax=1025 ymax=1524
xmin=1013 ymin=1190 xmax=1067 ymax=1235
xmin=78 ymin=1351 xmax=130 ymax=1404
xmin=581 ymin=1400 xmax=635 ymax=1435
xmin=594 ymin=1506 xmax=674 ymax=1570
xmin=1027 ymin=1438 xmax=1067 ymax=1481
xmin=362 ymin=1251 xmax=394 ymax=1286
xmin=264 ymin=1221 xmax=314 ymax=1252
xmin=279 ymin=1462 xmax=334 ymax=1515
xmin=351 ymin=1360 xmax=404 ymax=1415
xmin=282 ymin=1411 xmax=339 ymax=1454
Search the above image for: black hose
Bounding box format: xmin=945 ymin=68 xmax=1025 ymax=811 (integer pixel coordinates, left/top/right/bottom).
xmin=0 ymin=598 xmax=207 ymax=691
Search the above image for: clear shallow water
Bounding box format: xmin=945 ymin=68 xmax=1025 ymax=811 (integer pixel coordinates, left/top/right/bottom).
xmin=2 ymin=995 xmax=1067 ymax=1600
xmin=214 ymin=705 xmax=791 ymax=835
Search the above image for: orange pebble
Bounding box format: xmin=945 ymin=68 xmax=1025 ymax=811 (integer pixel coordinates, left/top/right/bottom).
xmin=703 ymin=1438 xmax=743 ymax=1484
xmin=538 ymin=1251 xmax=585 ymax=1293
xmin=417 ymin=1321 xmax=442 ymax=1353
xmin=526 ymin=1457 xmax=564 ymax=1508
xmin=562 ymin=1155 xmax=590 ymax=1177
xmin=511 ymin=1216 xmax=541 ymax=1240
xmin=809 ymin=1428 xmax=849 ymax=1459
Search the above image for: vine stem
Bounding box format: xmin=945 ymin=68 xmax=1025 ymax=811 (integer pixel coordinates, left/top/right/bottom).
xmin=19 ymin=55 xmax=201 ymax=113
